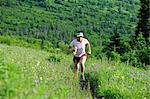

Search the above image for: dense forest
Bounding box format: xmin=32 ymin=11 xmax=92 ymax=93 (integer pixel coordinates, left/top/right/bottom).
xmin=0 ymin=0 xmax=149 ymax=68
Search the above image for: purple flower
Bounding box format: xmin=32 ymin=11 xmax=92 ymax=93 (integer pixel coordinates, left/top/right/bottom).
xmin=34 ymin=79 xmax=39 ymax=84
xmin=129 ymin=69 xmax=135 ymax=74
xmin=45 ymin=93 xmax=49 ymax=98
xmin=139 ymin=72 xmax=145 ymax=76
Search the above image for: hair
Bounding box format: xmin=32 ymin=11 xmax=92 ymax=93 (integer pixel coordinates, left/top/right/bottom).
xmin=77 ymin=31 xmax=84 ymax=34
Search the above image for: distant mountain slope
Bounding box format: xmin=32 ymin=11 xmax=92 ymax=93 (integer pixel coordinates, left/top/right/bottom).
xmin=0 ymin=0 xmax=140 ymax=45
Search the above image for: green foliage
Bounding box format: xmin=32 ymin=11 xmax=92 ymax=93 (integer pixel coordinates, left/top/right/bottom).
xmin=121 ymin=33 xmax=149 ymax=68
xmin=0 ymin=0 xmax=140 ymax=45
xmin=0 ymin=0 xmax=149 ymax=98
xmin=48 ymin=54 xmax=62 ymax=62
xmin=0 ymin=35 xmax=39 ymax=48
xmin=106 ymin=30 xmax=149 ymax=68
xmin=0 ymin=35 xmax=56 ymax=52
xmin=0 ymin=0 xmax=148 ymax=68
xmin=1 ymin=0 xmax=145 ymax=67
xmin=0 ymin=44 xmax=149 ymax=98
xmin=92 ymin=46 xmax=104 ymax=59
xmin=135 ymin=0 xmax=150 ymax=42
xmin=58 ymin=41 xmax=69 ymax=54
xmin=110 ymin=51 xmax=121 ymax=61
xmin=87 ymin=58 xmax=149 ymax=99
xmin=0 ymin=44 xmax=87 ymax=98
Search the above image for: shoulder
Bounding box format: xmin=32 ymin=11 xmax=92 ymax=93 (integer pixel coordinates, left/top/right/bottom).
xmin=72 ymin=39 xmax=77 ymax=42
xmin=83 ymin=38 xmax=89 ymax=43
xmin=70 ymin=39 xmax=77 ymax=44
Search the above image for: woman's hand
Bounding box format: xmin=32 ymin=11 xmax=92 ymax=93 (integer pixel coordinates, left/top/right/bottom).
xmin=71 ymin=46 xmax=77 ymax=56
xmin=87 ymin=51 xmax=91 ymax=55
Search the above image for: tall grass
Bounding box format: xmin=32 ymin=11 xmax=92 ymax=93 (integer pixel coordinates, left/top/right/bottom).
xmin=0 ymin=44 xmax=88 ymax=98
xmin=87 ymin=57 xmax=149 ymax=99
xmin=0 ymin=44 xmax=149 ymax=99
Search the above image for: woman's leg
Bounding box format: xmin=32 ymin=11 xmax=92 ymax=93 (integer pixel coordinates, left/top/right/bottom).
xmin=80 ymin=56 xmax=87 ymax=80
xmin=74 ymin=60 xmax=79 ymax=79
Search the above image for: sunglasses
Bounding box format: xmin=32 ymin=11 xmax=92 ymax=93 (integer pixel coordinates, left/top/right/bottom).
xmin=76 ymin=36 xmax=83 ymax=38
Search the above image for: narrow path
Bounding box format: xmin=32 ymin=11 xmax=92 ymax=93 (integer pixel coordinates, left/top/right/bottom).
xmin=79 ymin=76 xmax=100 ymax=99
xmin=79 ymin=74 xmax=105 ymax=99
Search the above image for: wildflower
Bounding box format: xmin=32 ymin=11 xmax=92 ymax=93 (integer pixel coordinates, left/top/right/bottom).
xmin=139 ymin=72 xmax=145 ymax=76
xmin=33 ymin=88 xmax=38 ymax=94
xmin=34 ymin=79 xmax=39 ymax=84
xmin=40 ymin=77 xmax=43 ymax=80
xmin=115 ymin=75 xmax=119 ymax=79
xmin=36 ymin=61 xmax=40 ymax=66
xmin=45 ymin=92 xmax=49 ymax=98
xmin=129 ymin=69 xmax=135 ymax=74
xmin=108 ymin=67 xmax=111 ymax=70
xmin=128 ymin=86 xmax=133 ymax=89
xmin=32 ymin=66 xmax=35 ymax=69
xmin=12 ymin=59 xmax=14 ymax=62
xmin=98 ymin=85 xmax=101 ymax=88
xmin=46 ymin=78 xmax=49 ymax=80
xmin=121 ymin=76 xmax=124 ymax=80
xmin=34 ymin=73 xmax=38 ymax=78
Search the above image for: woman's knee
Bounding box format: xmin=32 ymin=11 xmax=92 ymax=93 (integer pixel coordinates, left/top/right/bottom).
xmin=80 ymin=56 xmax=86 ymax=64
xmin=80 ymin=62 xmax=85 ymax=67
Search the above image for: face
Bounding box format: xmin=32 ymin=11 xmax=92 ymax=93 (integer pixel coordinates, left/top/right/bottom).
xmin=76 ymin=36 xmax=83 ymax=42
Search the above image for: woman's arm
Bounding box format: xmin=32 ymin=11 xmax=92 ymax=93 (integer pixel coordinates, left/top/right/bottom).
xmin=86 ymin=43 xmax=91 ymax=55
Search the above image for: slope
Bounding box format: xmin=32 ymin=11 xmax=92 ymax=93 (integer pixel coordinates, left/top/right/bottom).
xmin=0 ymin=44 xmax=149 ymax=98
xmin=0 ymin=0 xmax=140 ymax=45
xmin=0 ymin=44 xmax=88 ymax=98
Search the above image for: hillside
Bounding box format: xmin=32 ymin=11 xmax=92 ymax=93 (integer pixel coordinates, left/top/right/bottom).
xmin=0 ymin=44 xmax=89 ymax=98
xmin=2 ymin=0 xmax=148 ymax=67
xmin=0 ymin=44 xmax=149 ymax=98
xmin=0 ymin=0 xmax=149 ymax=98
xmin=0 ymin=0 xmax=140 ymax=45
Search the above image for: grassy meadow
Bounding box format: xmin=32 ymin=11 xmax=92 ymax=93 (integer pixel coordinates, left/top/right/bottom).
xmin=0 ymin=44 xmax=149 ymax=99
xmin=0 ymin=0 xmax=149 ymax=99
xmin=0 ymin=44 xmax=88 ymax=99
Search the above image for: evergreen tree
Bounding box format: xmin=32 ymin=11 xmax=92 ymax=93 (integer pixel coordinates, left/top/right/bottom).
xmin=135 ymin=0 xmax=150 ymax=43
xmin=105 ymin=30 xmax=122 ymax=60
xmin=128 ymin=0 xmax=150 ymax=67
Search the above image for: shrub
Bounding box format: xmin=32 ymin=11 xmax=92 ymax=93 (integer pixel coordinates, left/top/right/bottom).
xmin=48 ymin=54 xmax=62 ymax=62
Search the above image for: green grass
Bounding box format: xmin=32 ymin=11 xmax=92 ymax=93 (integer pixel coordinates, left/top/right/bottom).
xmin=88 ymin=58 xmax=150 ymax=99
xmin=0 ymin=44 xmax=88 ymax=99
xmin=0 ymin=44 xmax=149 ymax=99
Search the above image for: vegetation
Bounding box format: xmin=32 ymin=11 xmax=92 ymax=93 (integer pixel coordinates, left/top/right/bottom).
xmin=0 ymin=44 xmax=149 ymax=98
xmin=0 ymin=44 xmax=88 ymax=98
xmin=135 ymin=0 xmax=149 ymax=42
xmin=0 ymin=0 xmax=149 ymax=67
xmin=89 ymin=60 xmax=149 ymax=99
xmin=0 ymin=0 xmax=140 ymax=51
xmin=0 ymin=0 xmax=149 ymax=98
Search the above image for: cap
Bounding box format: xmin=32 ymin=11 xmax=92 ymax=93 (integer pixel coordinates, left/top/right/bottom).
xmin=76 ymin=32 xmax=84 ymax=37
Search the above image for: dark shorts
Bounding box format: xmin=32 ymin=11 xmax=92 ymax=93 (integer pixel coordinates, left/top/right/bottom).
xmin=73 ymin=54 xmax=86 ymax=63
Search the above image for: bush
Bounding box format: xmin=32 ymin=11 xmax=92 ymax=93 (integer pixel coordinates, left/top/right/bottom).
xmin=48 ymin=54 xmax=63 ymax=62
xmin=121 ymin=33 xmax=149 ymax=69
xmin=58 ymin=41 xmax=69 ymax=54
xmin=0 ymin=36 xmax=11 ymax=45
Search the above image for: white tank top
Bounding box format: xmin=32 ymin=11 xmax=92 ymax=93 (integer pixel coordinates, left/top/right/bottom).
xmin=70 ymin=38 xmax=89 ymax=57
